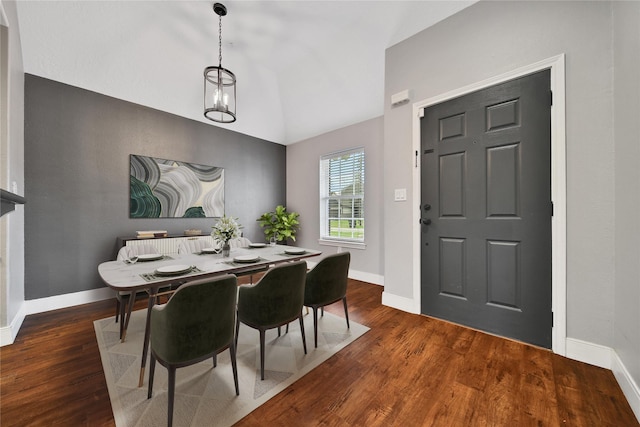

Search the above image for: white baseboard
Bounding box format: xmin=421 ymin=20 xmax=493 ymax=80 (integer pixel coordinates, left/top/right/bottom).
xmin=304 ymin=261 xmax=384 ymax=287
xmin=565 ymin=337 xmax=613 ymax=369
xmin=381 ymin=291 xmax=420 ymax=314
xmin=348 ymin=270 xmax=384 ymax=286
xmin=23 ymin=287 xmax=115 ymax=315
xmin=611 ymin=349 xmax=640 ymax=422
xmin=0 ymin=305 xmax=26 ymax=347
xmin=1 ymin=287 xmax=115 ymax=347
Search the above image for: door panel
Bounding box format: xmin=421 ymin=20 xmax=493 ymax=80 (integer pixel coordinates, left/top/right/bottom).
xmin=420 ymin=70 xmax=552 ymax=348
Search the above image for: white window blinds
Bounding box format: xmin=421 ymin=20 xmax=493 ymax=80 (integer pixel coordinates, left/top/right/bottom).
xmin=319 ymin=147 xmax=365 ymax=242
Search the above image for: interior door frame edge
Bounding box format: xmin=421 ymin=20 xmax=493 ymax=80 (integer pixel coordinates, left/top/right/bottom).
xmin=410 ymin=54 xmax=567 ymax=355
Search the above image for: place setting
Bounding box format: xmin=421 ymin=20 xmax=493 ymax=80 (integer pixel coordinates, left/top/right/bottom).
xmin=280 ymin=247 xmax=307 ymax=256
xmin=139 ymin=264 xmax=203 ymax=282
xmin=136 ymin=253 xmax=166 ymax=262
xmin=123 ymin=253 xmax=172 ymax=265
xmin=222 ymin=254 xmax=264 ymax=267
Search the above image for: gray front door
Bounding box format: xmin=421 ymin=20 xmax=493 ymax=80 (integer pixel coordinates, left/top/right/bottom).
xmin=420 ymin=70 xmax=552 ymax=348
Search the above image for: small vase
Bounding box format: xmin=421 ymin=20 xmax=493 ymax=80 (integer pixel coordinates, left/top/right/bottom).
xmin=222 ymin=243 xmax=230 ymax=258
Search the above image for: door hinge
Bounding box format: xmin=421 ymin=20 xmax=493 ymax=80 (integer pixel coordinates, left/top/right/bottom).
xmin=551 ymin=201 xmax=554 ymax=217
xmin=551 ymin=311 xmax=554 ymax=327
xmin=550 ymin=90 xmax=553 ymax=106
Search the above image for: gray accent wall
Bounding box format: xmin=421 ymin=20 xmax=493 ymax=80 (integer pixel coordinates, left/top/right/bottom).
xmin=383 ymin=0 xmax=638 ymax=396
xmin=24 ymin=75 xmax=286 ymax=300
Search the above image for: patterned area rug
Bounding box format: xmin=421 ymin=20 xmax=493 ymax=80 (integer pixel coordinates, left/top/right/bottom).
xmin=94 ymin=308 xmax=369 ymax=427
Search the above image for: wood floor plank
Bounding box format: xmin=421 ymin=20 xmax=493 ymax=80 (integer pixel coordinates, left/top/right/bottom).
xmin=1 ymin=280 xmax=638 ymax=426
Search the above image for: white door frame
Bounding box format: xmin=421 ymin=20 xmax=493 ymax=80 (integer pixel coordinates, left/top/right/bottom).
xmin=411 ymin=54 xmax=567 ymax=355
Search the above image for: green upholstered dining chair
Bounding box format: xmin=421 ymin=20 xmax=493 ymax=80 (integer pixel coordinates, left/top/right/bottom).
xmin=147 ymin=274 xmax=239 ymax=427
xmin=236 ymin=260 xmax=307 ymax=380
xmin=304 ymin=252 xmax=351 ymax=348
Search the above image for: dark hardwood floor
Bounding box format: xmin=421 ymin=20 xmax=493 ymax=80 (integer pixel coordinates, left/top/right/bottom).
xmin=1 ymin=279 xmax=637 ymax=426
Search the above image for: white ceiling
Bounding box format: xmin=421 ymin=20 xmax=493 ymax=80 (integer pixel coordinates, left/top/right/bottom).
xmin=15 ymin=0 xmax=475 ymax=145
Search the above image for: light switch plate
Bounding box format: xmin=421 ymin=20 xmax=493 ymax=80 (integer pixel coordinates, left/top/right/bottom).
xmin=394 ymin=188 xmax=407 ymax=201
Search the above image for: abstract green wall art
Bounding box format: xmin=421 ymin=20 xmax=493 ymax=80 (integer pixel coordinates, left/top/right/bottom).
xmin=130 ymin=154 xmax=225 ymax=218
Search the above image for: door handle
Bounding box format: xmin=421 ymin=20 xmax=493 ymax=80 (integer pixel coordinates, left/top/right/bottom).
xmin=420 ymin=219 xmax=432 ymax=225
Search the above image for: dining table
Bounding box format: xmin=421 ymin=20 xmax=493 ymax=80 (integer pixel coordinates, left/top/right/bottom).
xmin=98 ymin=243 xmax=322 ymax=387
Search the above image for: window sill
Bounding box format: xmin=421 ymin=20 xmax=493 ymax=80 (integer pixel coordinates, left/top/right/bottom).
xmin=318 ymin=239 xmax=367 ymax=250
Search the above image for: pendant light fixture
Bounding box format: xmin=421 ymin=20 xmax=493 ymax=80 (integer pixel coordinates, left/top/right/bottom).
xmin=204 ymin=2 xmax=236 ymax=123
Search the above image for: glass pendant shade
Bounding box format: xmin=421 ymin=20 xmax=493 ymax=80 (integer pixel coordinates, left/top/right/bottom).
xmin=203 ymin=3 xmax=236 ymax=124
xmin=204 ymin=65 xmax=236 ymax=123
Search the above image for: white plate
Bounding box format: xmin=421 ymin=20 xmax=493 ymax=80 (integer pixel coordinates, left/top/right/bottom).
xmin=155 ymin=265 xmax=192 ymax=275
xmin=137 ymin=254 xmax=163 ymax=261
xmin=249 ymin=243 xmax=266 ymax=248
xmin=201 ymin=247 xmax=219 ymax=254
xmin=233 ymin=255 xmax=260 ymax=263
xmin=285 ymin=248 xmax=306 ymax=255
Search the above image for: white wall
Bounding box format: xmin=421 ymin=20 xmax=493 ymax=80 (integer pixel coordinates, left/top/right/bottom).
xmin=0 ymin=0 xmax=25 ymax=343
xmin=613 ymin=0 xmax=640 ymax=416
xmin=287 ymin=117 xmax=384 ymax=284
xmin=384 ymin=1 xmax=615 ymax=346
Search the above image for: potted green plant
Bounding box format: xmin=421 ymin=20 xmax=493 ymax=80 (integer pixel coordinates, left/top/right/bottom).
xmin=257 ymin=205 xmax=300 ymax=243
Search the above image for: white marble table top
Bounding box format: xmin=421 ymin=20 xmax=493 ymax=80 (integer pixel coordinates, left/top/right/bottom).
xmin=98 ymin=245 xmax=321 ymax=291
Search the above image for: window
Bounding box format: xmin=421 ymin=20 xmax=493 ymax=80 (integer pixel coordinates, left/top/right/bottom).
xmin=320 ymin=148 xmax=365 ymax=246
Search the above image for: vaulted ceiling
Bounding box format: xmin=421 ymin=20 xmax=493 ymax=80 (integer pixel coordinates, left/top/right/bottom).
xmin=15 ymin=1 xmax=475 ymax=144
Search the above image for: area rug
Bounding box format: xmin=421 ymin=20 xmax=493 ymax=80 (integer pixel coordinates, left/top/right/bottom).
xmin=94 ymin=308 xmax=369 ymax=427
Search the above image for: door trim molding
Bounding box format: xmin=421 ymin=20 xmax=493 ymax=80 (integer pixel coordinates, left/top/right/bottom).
xmin=411 ymin=54 xmax=567 ymax=355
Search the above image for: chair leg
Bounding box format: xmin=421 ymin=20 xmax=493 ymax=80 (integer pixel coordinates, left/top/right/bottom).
xmin=343 ymin=296 xmax=350 ymax=329
xmin=147 ymin=354 xmax=156 ymax=399
xmin=115 ymin=298 xmax=120 ymax=323
xmin=299 ymin=312 xmax=307 ymax=354
xmin=213 ymin=353 xmax=217 ymax=368
xmin=235 ymin=316 xmax=240 ymax=348
xmin=312 ymin=306 xmax=319 ymax=348
xmin=277 ymin=326 xmax=281 ymax=337
xmin=259 ymin=329 xmax=266 ymax=380
xmin=167 ymin=366 xmax=176 ymax=427
xmin=229 ymin=342 xmax=239 ymax=395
